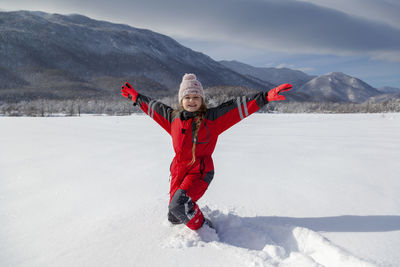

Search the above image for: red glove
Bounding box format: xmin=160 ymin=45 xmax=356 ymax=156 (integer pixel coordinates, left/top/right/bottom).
xmin=267 ymin=83 xmax=292 ymax=101
xmin=121 ymin=82 xmax=138 ymax=102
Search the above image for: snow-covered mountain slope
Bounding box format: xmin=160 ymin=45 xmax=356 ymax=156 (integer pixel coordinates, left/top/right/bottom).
xmin=378 ymin=86 xmax=400 ymax=93
xmin=220 ymin=60 xmax=314 ymax=89
xmin=372 ymin=87 xmax=400 ymax=102
xmin=0 ymin=11 xmax=267 ymax=101
xmin=0 ymin=11 xmax=388 ymax=104
xmin=368 ymin=93 xmax=400 ymax=103
xmin=297 ymin=72 xmax=381 ymax=103
xmin=218 ymin=61 xmax=384 ymax=103
xmin=1 ymin=114 xmax=400 ymax=266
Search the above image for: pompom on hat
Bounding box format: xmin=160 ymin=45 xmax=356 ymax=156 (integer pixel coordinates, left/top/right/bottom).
xmin=178 ymin=73 xmax=204 ymax=102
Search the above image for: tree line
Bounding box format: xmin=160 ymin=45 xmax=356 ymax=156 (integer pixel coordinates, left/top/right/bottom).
xmin=1 ymin=86 xmax=400 ymax=116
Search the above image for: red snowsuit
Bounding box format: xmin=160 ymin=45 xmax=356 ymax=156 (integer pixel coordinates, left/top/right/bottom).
xmin=133 ymin=92 xmax=269 ymax=229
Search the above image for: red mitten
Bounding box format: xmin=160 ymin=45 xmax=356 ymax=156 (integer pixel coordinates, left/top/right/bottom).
xmin=267 ymin=83 xmax=292 ymax=101
xmin=121 ymin=82 xmax=138 ymax=102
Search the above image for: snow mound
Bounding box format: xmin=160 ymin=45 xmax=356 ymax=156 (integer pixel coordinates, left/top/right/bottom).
xmin=163 ymin=206 xmax=375 ymax=267
xmin=161 ymin=223 xmax=219 ymax=249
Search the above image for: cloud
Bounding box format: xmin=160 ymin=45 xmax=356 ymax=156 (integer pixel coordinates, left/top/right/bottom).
xmin=93 ymin=0 xmax=400 ymax=60
xmin=2 ymin=0 xmax=400 ymax=62
xmin=370 ymin=51 xmax=400 ymax=62
xmin=296 ymin=0 xmax=400 ymax=29
xmin=275 ymin=63 xmax=315 ymax=73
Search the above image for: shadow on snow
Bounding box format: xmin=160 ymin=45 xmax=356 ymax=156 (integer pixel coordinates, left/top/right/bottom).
xmin=255 ymin=214 xmax=400 ymax=233
xmin=205 ymin=208 xmax=400 ymax=253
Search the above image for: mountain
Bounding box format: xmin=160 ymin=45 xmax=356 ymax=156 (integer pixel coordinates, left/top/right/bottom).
xmin=367 ymin=92 xmax=400 ymax=103
xmin=296 ymin=72 xmax=381 ymax=103
xmin=220 ymin=60 xmax=315 ymax=89
xmin=377 ymin=86 xmax=400 ymax=93
xmin=219 ymin=61 xmax=389 ymax=104
xmin=0 ymin=11 xmax=388 ymax=105
xmin=370 ymin=86 xmax=400 ymax=103
xmin=0 ymin=11 xmax=271 ymax=102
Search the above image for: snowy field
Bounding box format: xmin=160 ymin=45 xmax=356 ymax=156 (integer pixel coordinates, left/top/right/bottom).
xmin=1 ymin=113 xmax=400 ymax=267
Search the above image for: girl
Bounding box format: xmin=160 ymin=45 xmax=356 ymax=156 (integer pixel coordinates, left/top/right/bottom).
xmin=121 ymin=73 xmax=292 ymax=230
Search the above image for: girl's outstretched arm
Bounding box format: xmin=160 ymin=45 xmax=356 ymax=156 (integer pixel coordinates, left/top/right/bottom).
xmin=121 ymin=82 xmax=173 ymax=134
xmin=207 ymin=83 xmax=292 ymax=135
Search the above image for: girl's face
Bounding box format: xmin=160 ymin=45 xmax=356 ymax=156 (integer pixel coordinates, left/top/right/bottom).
xmin=181 ymin=94 xmax=203 ymax=112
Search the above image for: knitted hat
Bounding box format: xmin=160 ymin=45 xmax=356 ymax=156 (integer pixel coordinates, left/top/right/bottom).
xmin=178 ymin=73 xmax=204 ymax=102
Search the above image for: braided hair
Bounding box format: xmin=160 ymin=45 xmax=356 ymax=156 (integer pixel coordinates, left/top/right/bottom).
xmin=190 ymin=102 xmax=207 ymax=165
xmin=173 ymin=100 xmax=207 ymax=165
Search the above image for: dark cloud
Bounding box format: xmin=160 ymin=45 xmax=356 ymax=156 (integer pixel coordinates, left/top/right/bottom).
xmin=175 ymin=0 xmax=400 ymax=53
xmin=298 ymin=0 xmax=400 ymax=30
xmin=2 ymin=0 xmax=400 ymax=60
xmin=79 ymin=0 xmax=400 ymax=58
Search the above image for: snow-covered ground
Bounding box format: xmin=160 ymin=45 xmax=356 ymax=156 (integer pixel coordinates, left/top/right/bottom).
xmin=1 ymin=113 xmax=399 ymax=267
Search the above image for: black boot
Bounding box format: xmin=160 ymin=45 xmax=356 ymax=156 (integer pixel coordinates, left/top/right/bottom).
xmin=202 ymin=217 xmax=214 ymax=229
xmin=168 ymin=211 xmax=183 ymax=225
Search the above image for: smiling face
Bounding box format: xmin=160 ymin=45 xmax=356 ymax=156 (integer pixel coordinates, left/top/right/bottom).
xmin=181 ymin=94 xmax=203 ymax=112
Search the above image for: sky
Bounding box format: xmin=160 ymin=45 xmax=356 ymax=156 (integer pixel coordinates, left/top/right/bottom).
xmin=1 ymin=0 xmax=400 ymax=88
